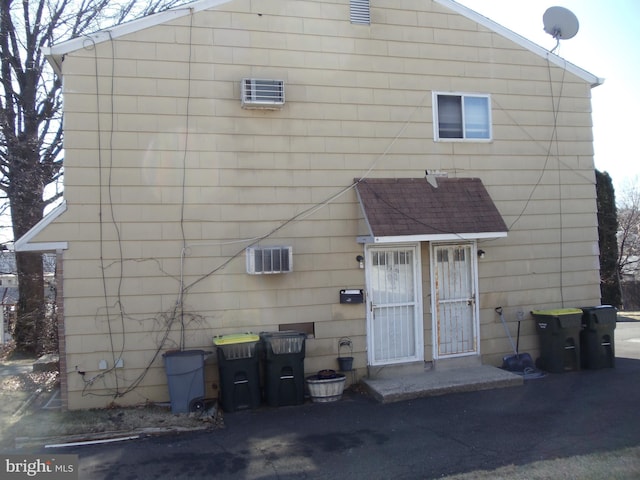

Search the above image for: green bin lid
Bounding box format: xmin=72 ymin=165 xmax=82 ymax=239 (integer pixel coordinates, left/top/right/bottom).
xmin=531 ymin=308 xmax=583 ymax=316
xmin=213 ymin=333 xmax=259 ymax=345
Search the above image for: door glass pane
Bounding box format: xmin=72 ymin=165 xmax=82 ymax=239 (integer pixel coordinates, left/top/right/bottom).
xmin=374 ymin=305 xmax=416 ymax=362
xmin=371 ymin=249 xmax=414 ymax=304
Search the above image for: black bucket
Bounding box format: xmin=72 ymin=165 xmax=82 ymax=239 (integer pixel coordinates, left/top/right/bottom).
xmin=338 ymin=356 xmax=354 ymax=371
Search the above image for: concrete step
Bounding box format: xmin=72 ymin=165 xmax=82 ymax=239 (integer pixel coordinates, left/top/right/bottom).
xmin=434 ymin=355 xmax=482 ymax=371
xmin=367 ymin=361 xmax=427 ymax=379
xmin=33 ymin=354 xmax=59 ymax=373
xmin=361 ymin=365 xmax=523 ymax=404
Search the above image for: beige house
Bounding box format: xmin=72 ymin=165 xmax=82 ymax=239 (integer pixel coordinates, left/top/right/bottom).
xmin=17 ymin=0 xmax=603 ymax=410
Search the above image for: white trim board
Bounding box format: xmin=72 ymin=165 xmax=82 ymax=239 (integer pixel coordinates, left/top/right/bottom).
xmin=14 ymin=201 xmax=68 ymax=252
xmin=357 ymin=231 xmax=507 ymax=244
xmin=44 ymin=0 xmax=232 ymax=75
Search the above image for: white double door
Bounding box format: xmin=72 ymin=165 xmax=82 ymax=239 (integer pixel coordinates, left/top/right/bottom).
xmin=366 ymin=243 xmax=479 ymax=366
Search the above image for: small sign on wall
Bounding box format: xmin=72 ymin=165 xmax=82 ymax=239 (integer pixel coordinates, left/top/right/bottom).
xmin=340 ymin=289 xmax=364 ymax=304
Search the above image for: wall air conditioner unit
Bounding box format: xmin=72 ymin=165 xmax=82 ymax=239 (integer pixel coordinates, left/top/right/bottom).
xmin=241 ymin=78 xmax=285 ymax=109
xmin=246 ymin=246 xmax=293 ymax=274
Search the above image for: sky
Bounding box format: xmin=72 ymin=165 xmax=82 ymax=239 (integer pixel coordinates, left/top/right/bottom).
xmin=455 ymin=0 xmax=640 ymax=195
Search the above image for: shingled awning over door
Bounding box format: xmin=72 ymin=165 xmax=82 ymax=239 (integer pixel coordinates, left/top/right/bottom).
xmin=355 ymin=177 xmax=508 ymax=244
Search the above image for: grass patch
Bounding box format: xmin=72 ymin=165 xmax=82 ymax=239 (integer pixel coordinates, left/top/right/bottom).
xmin=442 ymin=446 xmax=640 ymax=480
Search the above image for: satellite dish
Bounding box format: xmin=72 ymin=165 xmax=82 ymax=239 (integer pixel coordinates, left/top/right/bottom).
xmin=543 ymin=6 xmax=580 ymax=40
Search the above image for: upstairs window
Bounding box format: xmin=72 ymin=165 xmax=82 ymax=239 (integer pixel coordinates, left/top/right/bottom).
xmin=350 ymin=0 xmax=370 ymax=25
xmin=433 ymin=93 xmax=491 ymax=141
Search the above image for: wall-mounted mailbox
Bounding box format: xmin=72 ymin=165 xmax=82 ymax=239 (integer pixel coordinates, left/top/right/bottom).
xmin=340 ymin=289 xmax=364 ymax=304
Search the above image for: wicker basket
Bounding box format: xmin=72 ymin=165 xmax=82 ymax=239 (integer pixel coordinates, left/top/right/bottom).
xmin=306 ymin=373 xmax=346 ymax=403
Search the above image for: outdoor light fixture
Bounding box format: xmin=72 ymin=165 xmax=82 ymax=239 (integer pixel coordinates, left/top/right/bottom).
xmin=477 ymin=250 xmax=486 ymax=259
xmin=356 ymin=255 xmax=364 ymax=268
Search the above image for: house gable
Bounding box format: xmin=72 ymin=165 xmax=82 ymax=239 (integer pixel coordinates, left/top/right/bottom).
xmin=44 ymin=0 xmax=603 ymax=88
xmin=434 ymin=0 xmax=603 ymax=88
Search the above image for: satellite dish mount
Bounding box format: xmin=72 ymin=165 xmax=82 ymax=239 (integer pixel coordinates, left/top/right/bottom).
xmin=543 ymin=6 xmax=579 ymax=53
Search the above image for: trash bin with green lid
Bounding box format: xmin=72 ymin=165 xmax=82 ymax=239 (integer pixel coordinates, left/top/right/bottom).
xmin=213 ymin=333 xmax=261 ymax=412
xmin=260 ymin=331 xmax=306 ymax=407
xmin=580 ymin=305 xmax=616 ymax=369
xmin=531 ymin=308 xmax=583 ymax=373
xmin=162 ymin=349 xmax=208 ymax=414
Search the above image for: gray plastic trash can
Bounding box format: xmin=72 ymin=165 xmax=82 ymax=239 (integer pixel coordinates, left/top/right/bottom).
xmin=163 ymin=349 xmax=207 ymax=414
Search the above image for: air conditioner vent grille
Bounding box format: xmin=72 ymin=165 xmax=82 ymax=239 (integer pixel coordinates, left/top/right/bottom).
xmin=246 ymin=246 xmax=293 ymax=274
xmin=241 ymin=78 xmax=285 ymax=109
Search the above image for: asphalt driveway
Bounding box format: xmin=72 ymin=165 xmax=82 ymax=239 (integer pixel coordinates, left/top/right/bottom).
xmin=36 ymin=319 xmax=640 ymax=479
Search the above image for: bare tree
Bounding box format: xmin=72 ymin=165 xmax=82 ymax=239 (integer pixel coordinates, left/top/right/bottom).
xmin=617 ymin=176 xmax=640 ymax=309
xmin=0 ymin=0 xmax=189 ymax=354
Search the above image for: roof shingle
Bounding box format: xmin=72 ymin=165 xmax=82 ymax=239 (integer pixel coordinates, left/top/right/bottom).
xmin=355 ymin=177 xmax=507 ymax=238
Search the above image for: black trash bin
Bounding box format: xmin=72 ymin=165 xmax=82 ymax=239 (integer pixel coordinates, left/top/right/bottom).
xmin=213 ymin=333 xmax=261 ymax=412
xmin=260 ymin=331 xmax=306 ymax=407
xmin=531 ymin=308 xmax=583 ymax=373
xmin=580 ymin=305 xmax=616 ymax=369
xmin=163 ymin=349 xmax=207 ymax=414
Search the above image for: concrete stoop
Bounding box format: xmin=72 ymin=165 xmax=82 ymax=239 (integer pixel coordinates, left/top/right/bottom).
xmin=33 ymin=354 xmax=60 ymax=373
xmin=361 ymin=365 xmax=523 ymax=404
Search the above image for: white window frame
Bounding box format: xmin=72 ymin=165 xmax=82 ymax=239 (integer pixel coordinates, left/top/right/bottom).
xmin=433 ymin=92 xmax=492 ymax=142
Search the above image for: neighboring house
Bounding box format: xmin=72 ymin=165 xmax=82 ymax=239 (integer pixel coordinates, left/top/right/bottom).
xmin=0 ymin=252 xmax=18 ymax=344
xmin=621 ymin=256 xmax=640 ymax=283
xmin=620 ymin=255 xmax=640 ymax=310
xmin=16 ymin=0 xmax=603 ymax=410
xmin=0 ymin=252 xmax=57 ymax=343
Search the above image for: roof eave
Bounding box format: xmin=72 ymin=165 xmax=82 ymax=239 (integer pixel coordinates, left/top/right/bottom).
xmin=14 ymin=201 xmax=69 ymax=252
xmin=44 ymin=0 xmax=233 ymax=76
xmin=434 ymin=0 xmax=604 ymax=88
xmin=358 ymin=232 xmax=508 ymax=244
xmin=44 ymin=49 xmax=63 ymax=76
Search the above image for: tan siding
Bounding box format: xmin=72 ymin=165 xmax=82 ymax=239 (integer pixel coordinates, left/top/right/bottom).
xmin=35 ymin=0 xmax=601 ymax=408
